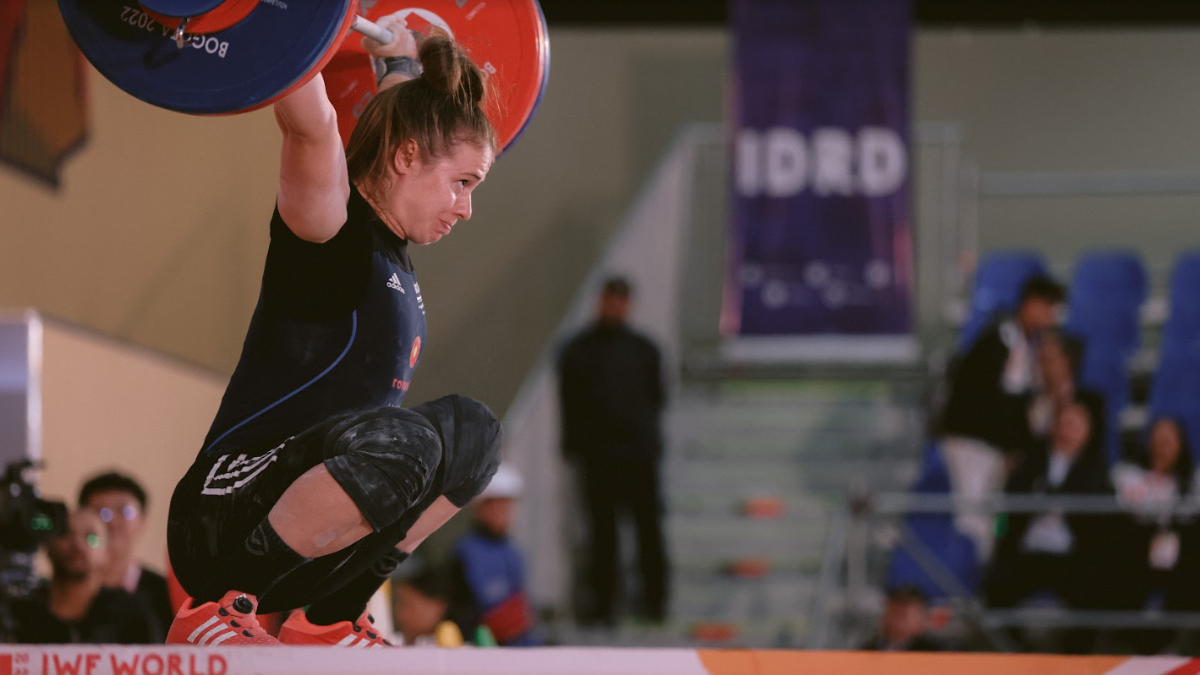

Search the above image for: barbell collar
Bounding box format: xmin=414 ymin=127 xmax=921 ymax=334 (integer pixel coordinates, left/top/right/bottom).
xmin=349 ymin=15 xmax=394 ymax=46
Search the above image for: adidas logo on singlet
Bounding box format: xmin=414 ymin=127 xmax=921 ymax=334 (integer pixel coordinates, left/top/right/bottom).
xmin=386 ymin=273 xmax=405 ymax=293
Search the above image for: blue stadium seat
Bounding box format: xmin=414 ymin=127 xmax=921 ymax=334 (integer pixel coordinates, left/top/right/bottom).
xmin=1069 ymin=250 xmax=1148 ymax=311
xmin=1066 ymin=252 xmax=1147 ymax=464
xmin=1148 ymin=338 xmax=1200 ymax=459
xmin=886 ymin=516 xmax=981 ymax=602
xmin=911 ymin=440 xmax=952 ymax=493
xmin=1078 ymin=350 xmax=1130 ymax=465
xmin=885 ymin=441 xmax=981 ymax=600
xmin=1066 ymin=250 xmax=1146 ymax=355
xmin=1164 ymin=251 xmax=1200 ymax=345
xmin=1067 ymin=304 xmax=1141 ymax=357
xmin=959 ymin=251 xmax=1048 ymax=350
xmin=1147 ymin=253 xmax=1200 ymax=457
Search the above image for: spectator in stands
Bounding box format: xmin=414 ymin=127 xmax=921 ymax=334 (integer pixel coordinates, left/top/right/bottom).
xmin=11 ymin=508 xmax=159 ymax=643
xmin=860 ymin=586 xmax=943 ymax=652
xmin=1111 ymin=418 xmax=1196 ymax=602
xmin=941 ymin=275 xmax=1066 ymax=560
xmin=1027 ymin=330 xmax=1107 ymax=461
xmin=1109 ymin=417 xmax=1195 ymax=652
xmin=391 ymin=568 xmax=471 ymax=647
xmin=448 ymin=463 xmax=540 ymax=646
xmin=985 ymin=403 xmax=1113 ymax=650
xmin=78 ymin=471 xmax=173 ymax=638
xmin=558 ymin=276 xmax=669 ymax=625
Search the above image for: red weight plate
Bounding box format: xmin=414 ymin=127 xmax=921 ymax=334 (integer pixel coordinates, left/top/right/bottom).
xmin=139 ymin=0 xmax=224 ymax=16
xmin=323 ymin=0 xmax=548 ymax=153
xmin=141 ymin=0 xmax=260 ymax=35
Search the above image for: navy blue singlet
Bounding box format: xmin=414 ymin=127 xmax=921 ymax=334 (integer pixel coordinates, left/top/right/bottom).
xmin=199 ymin=185 xmax=427 ymax=457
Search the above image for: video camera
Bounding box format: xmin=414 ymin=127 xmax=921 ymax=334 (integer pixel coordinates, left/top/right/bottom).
xmin=0 ymin=460 xmax=66 ymax=602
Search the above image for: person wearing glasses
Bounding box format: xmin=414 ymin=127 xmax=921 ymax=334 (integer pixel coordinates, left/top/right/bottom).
xmin=10 ymin=508 xmax=159 ymax=643
xmin=78 ymin=471 xmax=172 ymax=639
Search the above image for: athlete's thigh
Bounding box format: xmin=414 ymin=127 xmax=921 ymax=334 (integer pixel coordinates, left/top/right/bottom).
xmin=167 ymin=413 xmax=356 ymax=591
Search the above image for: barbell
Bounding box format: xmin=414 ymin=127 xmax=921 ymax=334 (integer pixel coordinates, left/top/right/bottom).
xmin=56 ymin=0 xmax=549 ymax=151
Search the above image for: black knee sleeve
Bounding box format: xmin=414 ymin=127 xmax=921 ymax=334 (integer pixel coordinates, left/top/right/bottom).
xmin=322 ymin=407 xmax=442 ymax=531
xmin=410 ymin=395 xmax=503 ymax=508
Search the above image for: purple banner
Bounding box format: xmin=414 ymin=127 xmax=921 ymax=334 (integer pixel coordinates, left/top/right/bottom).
xmin=723 ymin=0 xmax=913 ymax=339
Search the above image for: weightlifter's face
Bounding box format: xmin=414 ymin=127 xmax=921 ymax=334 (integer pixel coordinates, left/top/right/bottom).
xmin=391 ymin=139 xmax=493 ymax=245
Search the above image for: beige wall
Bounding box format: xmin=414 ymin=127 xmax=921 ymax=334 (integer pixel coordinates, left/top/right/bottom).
xmin=0 ymin=28 xmax=729 ymax=420
xmin=38 ymin=318 xmax=226 ymax=570
xmin=0 ymin=73 xmax=277 ymax=373
xmin=915 ymin=29 xmax=1200 ymax=283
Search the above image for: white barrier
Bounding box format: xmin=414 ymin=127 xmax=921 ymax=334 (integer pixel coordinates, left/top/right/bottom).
xmin=0 ymin=647 xmax=707 ymax=675
xmin=0 ymin=647 xmax=1189 ymax=675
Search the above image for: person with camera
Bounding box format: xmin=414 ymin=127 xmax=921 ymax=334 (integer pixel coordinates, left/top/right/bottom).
xmin=10 ymin=508 xmax=159 ymax=644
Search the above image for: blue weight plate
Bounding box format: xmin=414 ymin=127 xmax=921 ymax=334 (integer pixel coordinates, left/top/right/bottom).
xmin=137 ymin=0 xmax=225 ymax=17
xmin=58 ymin=0 xmax=355 ymax=115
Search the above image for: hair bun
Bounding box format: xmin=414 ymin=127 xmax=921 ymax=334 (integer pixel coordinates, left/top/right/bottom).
xmin=418 ymin=36 xmax=487 ymax=108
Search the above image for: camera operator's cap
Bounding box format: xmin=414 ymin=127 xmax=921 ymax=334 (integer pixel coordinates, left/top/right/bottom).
xmin=478 ymin=463 xmax=523 ymax=500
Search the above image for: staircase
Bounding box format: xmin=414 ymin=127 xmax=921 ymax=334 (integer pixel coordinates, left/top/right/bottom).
xmin=550 ymin=375 xmax=926 ymax=647
xmin=659 ymin=377 xmax=926 ymax=648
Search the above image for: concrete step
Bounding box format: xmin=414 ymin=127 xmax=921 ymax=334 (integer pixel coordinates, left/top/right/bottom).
xmin=669 ymin=574 xmax=818 ymax=621
xmin=666 ymin=457 xmax=911 ymax=493
xmin=667 ymin=551 xmax=826 ymax=576
xmin=669 ymin=404 xmax=919 ymax=431
xmin=665 ymin=490 xmax=834 ymax=517
xmin=668 ymin=436 xmax=920 ymax=463
xmin=667 ymin=516 xmax=827 ymax=554
xmin=638 ymin=378 xmax=927 ymax=649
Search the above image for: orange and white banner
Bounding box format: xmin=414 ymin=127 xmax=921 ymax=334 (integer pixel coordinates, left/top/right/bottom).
xmin=0 ymin=647 xmax=1194 ymax=675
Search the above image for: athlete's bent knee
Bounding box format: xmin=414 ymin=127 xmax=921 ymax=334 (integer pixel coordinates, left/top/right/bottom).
xmin=412 ymin=394 xmax=503 ymax=507
xmin=323 ymin=408 xmax=441 ymax=529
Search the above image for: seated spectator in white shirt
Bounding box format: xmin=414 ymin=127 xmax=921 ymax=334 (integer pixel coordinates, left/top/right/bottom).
xmin=1109 ymin=417 xmax=1196 ymax=617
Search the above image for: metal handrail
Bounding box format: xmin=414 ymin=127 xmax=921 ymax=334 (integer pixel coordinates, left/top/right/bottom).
xmin=868 ymin=492 xmax=1199 ymax=516
xmin=824 ymin=489 xmax=1200 ymax=651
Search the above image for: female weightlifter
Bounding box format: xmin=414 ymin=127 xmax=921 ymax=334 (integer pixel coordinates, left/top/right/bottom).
xmin=164 ymin=14 xmax=502 ymax=647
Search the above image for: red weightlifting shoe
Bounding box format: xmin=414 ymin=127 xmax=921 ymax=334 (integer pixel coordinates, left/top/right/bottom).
xmin=278 ymin=609 xmax=393 ymax=647
xmin=166 ymin=591 xmax=279 ymax=645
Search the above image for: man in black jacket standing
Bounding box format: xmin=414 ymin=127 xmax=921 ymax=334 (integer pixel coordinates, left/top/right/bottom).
xmin=559 ymin=277 xmax=668 ymax=625
xmin=941 ymin=276 xmax=1066 ymax=561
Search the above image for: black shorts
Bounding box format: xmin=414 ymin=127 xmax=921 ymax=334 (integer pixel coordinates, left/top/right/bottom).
xmin=167 ymin=406 xmax=444 ymax=613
